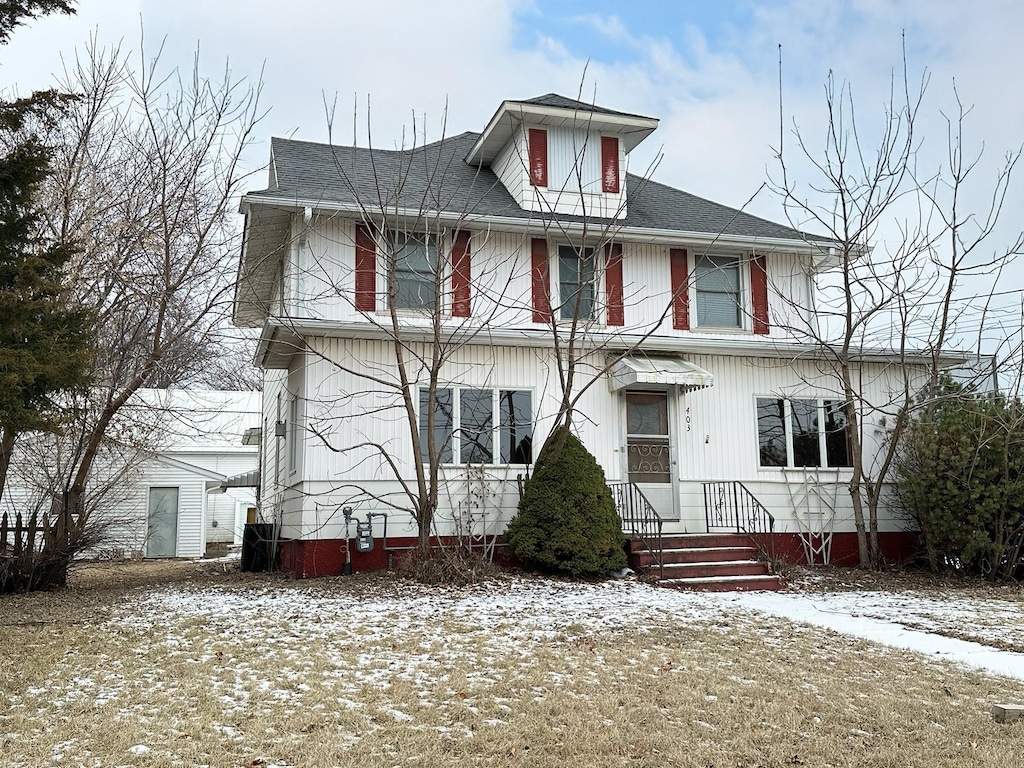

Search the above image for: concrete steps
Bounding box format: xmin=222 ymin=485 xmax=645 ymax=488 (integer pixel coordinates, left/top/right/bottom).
xmin=629 ymin=532 xmax=784 ymax=592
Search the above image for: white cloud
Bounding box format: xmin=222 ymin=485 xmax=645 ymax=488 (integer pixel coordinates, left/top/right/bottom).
xmin=2 ymin=0 xmax=1020 ymax=338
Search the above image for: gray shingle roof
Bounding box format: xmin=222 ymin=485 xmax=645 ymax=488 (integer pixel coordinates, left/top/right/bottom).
xmin=518 ymin=93 xmax=654 ymax=120
xmin=252 ymin=133 xmax=815 ymax=243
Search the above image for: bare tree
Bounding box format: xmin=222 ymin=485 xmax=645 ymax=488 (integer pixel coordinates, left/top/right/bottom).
xmin=771 ymin=55 xmax=1023 ymax=566
xmin=263 ymin=105 xmax=525 ymax=557
xmin=37 ymin=35 xmax=263 ymax=553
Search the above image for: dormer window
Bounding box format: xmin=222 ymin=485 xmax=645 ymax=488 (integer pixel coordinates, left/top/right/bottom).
xmin=528 ymin=128 xmax=547 ymax=187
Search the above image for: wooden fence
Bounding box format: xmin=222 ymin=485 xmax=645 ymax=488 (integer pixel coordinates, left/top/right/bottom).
xmin=0 ymin=511 xmax=57 ymax=556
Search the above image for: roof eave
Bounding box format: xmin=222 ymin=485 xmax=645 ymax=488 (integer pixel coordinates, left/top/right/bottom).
xmin=257 ymin=316 xmax=972 ymax=367
xmin=240 ymin=192 xmax=828 ymax=255
xmin=465 ymin=100 xmax=659 ymax=166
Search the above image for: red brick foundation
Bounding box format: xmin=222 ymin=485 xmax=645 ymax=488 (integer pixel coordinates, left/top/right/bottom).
xmin=275 ymin=530 xmax=920 ymax=578
xmin=276 ymin=536 xmax=517 ymax=578
xmin=770 ymin=531 xmax=919 ymax=567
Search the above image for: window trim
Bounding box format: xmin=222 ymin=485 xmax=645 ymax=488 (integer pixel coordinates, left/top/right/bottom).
xmin=692 ymin=252 xmax=748 ymax=331
xmin=755 ymin=396 xmax=853 ymax=470
xmin=417 ymin=386 xmax=534 ymax=466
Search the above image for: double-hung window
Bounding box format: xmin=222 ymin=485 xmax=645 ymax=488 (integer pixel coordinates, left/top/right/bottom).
xmin=558 ymin=245 xmax=596 ymax=320
xmin=393 ymin=232 xmax=438 ymax=310
xmin=756 ymin=398 xmax=852 ymax=468
xmin=418 ymin=387 xmax=533 ymax=465
xmin=694 ymin=255 xmax=742 ymax=328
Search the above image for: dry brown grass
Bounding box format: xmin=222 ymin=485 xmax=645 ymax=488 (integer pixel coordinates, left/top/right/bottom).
xmin=2 ymin=561 xmax=1023 ymax=767
xmin=788 ymin=564 xmax=1024 ymax=601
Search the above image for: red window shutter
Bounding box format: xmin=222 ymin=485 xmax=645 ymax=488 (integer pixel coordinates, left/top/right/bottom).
xmin=528 ymin=128 xmax=548 ymax=187
xmin=354 ymin=224 xmax=376 ymax=312
xmin=601 ymin=136 xmax=620 ymax=193
xmin=750 ymin=254 xmax=769 ymax=335
xmin=451 ymin=230 xmax=472 ymax=317
xmin=530 ymin=238 xmax=550 ymax=322
xmin=605 ymin=242 xmax=624 ymax=326
xmin=670 ymin=248 xmax=690 ymax=330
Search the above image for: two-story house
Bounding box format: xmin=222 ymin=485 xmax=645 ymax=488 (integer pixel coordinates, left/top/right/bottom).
xmin=233 ymin=94 xmax=919 ymax=579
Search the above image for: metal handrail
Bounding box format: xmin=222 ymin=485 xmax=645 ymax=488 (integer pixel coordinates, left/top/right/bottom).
xmin=703 ymin=480 xmax=776 ymax=564
xmin=608 ymin=481 xmax=664 ymax=579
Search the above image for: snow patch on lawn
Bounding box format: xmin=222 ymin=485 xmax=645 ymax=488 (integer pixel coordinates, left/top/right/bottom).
xmin=109 ymin=576 xmax=1024 ymax=682
xmin=719 ymin=590 xmax=1024 ymax=681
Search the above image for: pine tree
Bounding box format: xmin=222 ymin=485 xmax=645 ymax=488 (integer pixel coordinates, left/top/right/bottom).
xmin=0 ymin=1 xmax=92 ymax=504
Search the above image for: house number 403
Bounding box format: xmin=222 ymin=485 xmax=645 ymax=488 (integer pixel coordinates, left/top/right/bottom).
xmin=685 ymin=407 xmax=691 ymax=432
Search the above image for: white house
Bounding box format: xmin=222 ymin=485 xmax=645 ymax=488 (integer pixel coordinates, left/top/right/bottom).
xmin=233 ymin=94 xmax=926 ymax=580
xmin=129 ymin=389 xmax=263 ymax=558
xmin=2 ymin=389 xmax=261 ymax=559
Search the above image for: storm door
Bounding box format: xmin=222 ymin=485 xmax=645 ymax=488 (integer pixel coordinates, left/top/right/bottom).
xmin=146 ymin=487 xmax=179 ymax=558
xmin=625 ymin=391 xmax=676 ymax=518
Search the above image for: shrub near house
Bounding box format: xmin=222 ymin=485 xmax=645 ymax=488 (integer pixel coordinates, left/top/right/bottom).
xmin=896 ymin=389 xmax=1024 ymax=579
xmin=507 ymin=426 xmax=627 ymax=577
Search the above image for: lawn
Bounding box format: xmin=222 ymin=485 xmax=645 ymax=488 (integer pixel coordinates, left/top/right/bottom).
xmin=2 ymin=560 xmax=1023 ymax=767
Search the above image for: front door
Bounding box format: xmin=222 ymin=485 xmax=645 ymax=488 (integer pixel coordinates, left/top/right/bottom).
xmin=626 ymin=391 xmax=676 ymax=519
xmin=146 ymin=487 xmax=179 ymax=558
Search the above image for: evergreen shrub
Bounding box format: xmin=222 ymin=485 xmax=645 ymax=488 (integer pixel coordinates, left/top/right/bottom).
xmin=505 ymin=425 xmax=627 ymax=577
xmin=895 ymin=386 xmax=1024 ymax=579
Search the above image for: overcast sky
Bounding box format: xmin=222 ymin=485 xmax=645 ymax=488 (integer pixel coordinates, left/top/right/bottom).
xmin=3 ymin=0 xmax=1022 ymax=356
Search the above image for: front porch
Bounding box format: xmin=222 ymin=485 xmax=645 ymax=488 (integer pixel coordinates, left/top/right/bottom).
xmin=612 ymin=480 xmax=785 ymax=591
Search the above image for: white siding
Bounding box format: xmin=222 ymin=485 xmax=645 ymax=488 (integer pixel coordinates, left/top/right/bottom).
xmin=488 ymin=125 xmax=627 ymax=219
xmin=92 ymin=458 xmax=210 ymax=558
xmin=491 ymin=127 xmax=527 ymax=209
xmin=622 ymin=242 xmax=811 ymax=342
xmin=277 ymin=212 xmax=815 ymax=347
xmin=169 ymin=452 xmax=258 ymax=545
xmin=272 ymin=336 xmax=911 ymax=543
xmin=262 ymin=369 xmax=289 ymax=504
xmin=546 ymin=126 xmax=602 ymax=193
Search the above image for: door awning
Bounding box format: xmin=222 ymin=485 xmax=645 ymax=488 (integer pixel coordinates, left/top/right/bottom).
xmin=608 ymin=356 xmax=714 ymax=392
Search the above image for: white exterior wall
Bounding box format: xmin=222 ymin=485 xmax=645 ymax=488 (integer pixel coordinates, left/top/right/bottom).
xmin=623 ymin=242 xmax=812 ymax=342
xmin=168 ymin=451 xmax=258 ymax=545
xmin=280 ymin=214 xmax=815 ymax=346
xmin=97 ymin=457 xmax=210 ymax=558
xmin=262 ymin=368 xmax=289 ymax=507
xmin=670 ymin=354 xmax=911 ymax=536
xmin=270 ymin=336 xmax=911 ymax=544
xmin=3 ymin=390 xmax=260 ymax=559
xmin=275 ymin=339 xmax=615 ymax=542
xmin=491 ymin=128 xmax=527 ymax=208
xmin=487 ymin=124 xmax=627 ymax=219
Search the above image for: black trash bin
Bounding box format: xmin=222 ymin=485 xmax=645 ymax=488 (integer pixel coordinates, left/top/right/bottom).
xmin=241 ymin=523 xmax=275 ymax=572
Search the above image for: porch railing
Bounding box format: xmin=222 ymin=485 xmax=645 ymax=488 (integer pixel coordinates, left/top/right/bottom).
xmin=703 ymin=481 xmax=776 ymax=564
xmin=608 ymin=481 xmax=664 ymax=579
